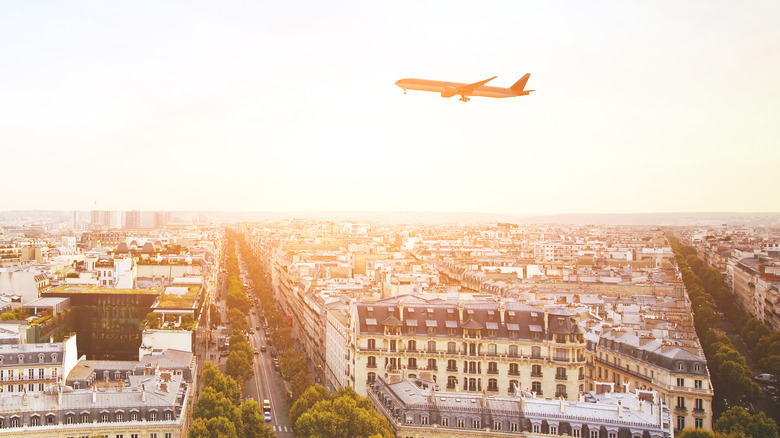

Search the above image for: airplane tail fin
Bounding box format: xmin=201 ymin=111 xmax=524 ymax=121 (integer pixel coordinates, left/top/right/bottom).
xmin=510 ymin=73 xmax=533 ymax=95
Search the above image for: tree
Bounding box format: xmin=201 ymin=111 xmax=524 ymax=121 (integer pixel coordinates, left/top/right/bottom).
xmin=280 ymin=349 xmax=308 ymax=381
xmin=189 ymin=416 xmax=239 ymax=438
xmin=295 ymin=393 xmax=393 ymax=438
xmin=210 ymin=303 xmax=221 ymax=325
xmin=678 ymin=430 xmax=717 ymax=438
xmin=225 ymin=350 xmax=253 ymax=385
xmin=201 ymin=361 xmax=240 ymax=405
xmin=228 ymin=308 xmax=249 ymax=332
xmin=289 ymin=384 xmax=330 ymax=428
xmin=240 ymin=400 xmax=276 ymax=438
xmin=290 ymin=370 xmax=314 ymax=401
xmin=193 ymin=387 xmax=240 ymax=425
xmin=714 ymin=406 xmax=779 ymax=438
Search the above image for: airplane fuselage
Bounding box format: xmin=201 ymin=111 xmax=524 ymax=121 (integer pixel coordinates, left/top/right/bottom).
xmin=395 ymin=79 xmax=517 ymax=98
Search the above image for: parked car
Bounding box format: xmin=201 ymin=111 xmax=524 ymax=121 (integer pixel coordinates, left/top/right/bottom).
xmin=264 ymin=411 xmax=272 ymax=422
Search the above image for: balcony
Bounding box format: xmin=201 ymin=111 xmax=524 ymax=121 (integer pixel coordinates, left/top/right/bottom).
xmin=487 ymin=369 xmax=499 ymax=375
xmin=367 ymin=363 xmax=377 ymax=369
xmin=555 ymin=374 xmax=567 ymax=381
xmin=446 ymin=366 xmax=458 ymax=372
xmin=555 ymin=392 xmax=567 ymax=399
xmin=509 ymin=370 xmax=520 ymax=376
xmin=675 ymin=406 xmax=687 ymax=413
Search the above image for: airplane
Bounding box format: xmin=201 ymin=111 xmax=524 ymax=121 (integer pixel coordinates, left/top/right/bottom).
xmin=395 ymin=74 xmax=534 ymax=102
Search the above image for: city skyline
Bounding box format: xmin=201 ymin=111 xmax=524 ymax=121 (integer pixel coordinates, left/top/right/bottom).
xmin=1 ymin=1 xmax=778 ymax=214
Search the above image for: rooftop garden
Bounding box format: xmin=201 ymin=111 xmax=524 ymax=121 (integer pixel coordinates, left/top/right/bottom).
xmin=49 ymin=285 xmax=161 ymax=295
xmin=156 ymin=285 xmax=201 ymax=309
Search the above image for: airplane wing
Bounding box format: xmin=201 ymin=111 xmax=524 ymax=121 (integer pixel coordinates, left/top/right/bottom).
xmin=456 ymin=76 xmax=497 ymax=94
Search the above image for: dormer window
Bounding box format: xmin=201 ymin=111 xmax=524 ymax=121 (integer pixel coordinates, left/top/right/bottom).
xmin=17 ymin=354 xmax=24 ymax=364
xmin=677 ymin=362 xmax=685 ymax=371
xmin=51 ymin=353 xmax=58 ymax=362
xmin=693 ymin=363 xmax=701 ymax=372
xmin=38 ymin=353 xmax=45 ymax=363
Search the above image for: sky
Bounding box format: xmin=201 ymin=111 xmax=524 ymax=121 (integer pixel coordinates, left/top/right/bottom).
xmin=1 ymin=1 xmax=778 ymax=215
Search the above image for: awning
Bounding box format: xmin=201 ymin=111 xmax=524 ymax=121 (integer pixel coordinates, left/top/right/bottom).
xmin=426 ymin=320 xmax=438 ymax=327
xmin=405 ymin=319 xmax=418 ymax=327
xmin=507 ymin=323 xmax=520 ymax=331
xmin=445 ymin=320 xmax=459 ymax=328
xmin=366 ymin=319 xmax=377 ymax=325
xmin=530 ymin=324 xmax=543 ymax=332
xmin=486 ymin=322 xmax=499 ymax=330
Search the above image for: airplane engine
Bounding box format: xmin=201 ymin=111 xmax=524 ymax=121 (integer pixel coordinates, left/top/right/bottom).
xmin=441 ymin=86 xmax=458 ymax=98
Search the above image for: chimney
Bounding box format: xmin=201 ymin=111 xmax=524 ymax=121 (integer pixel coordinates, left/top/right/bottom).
xmin=543 ymin=310 xmax=549 ymax=333
xmin=23 ymin=388 xmax=29 ymax=406
xmin=457 ymin=302 xmax=464 ymax=324
xmin=58 ymin=384 xmax=63 ymax=406
xmin=482 ymin=389 xmax=487 ymax=407
xmin=617 ymin=400 xmax=623 ymax=418
xmin=92 ymin=384 xmax=96 ymax=403
xmin=559 ymin=397 xmax=565 ymax=413
xmin=398 ymin=304 xmax=404 ymax=323
xmin=142 ymin=384 xmax=146 ymax=402
xmin=498 ymin=302 xmax=506 ymax=324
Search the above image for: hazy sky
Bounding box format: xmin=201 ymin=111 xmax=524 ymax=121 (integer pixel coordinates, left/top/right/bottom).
xmin=2 ymin=1 xmax=778 ymax=214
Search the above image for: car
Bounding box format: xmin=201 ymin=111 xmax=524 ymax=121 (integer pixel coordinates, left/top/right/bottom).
xmin=263 ymin=399 xmax=271 ymax=411
xmin=249 ymin=329 xmax=255 ymax=334
xmin=253 ymin=349 xmax=259 ymax=355
xmin=264 ymin=411 xmax=272 ymax=422
xmin=260 ymin=345 xmax=267 ymax=352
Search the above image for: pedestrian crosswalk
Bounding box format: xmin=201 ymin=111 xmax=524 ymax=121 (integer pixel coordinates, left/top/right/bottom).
xmin=272 ymin=425 xmax=290 ymax=432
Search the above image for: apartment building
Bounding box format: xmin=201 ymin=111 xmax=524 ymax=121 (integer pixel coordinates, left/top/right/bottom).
xmin=369 ymin=376 xmax=673 ymax=438
xmin=587 ymin=329 xmax=713 ymax=432
xmin=351 ymin=294 xmax=587 ymax=400
xmin=0 ymin=334 xmax=78 ymax=395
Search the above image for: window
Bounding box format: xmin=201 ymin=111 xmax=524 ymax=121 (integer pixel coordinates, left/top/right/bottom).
xmin=532 ymin=381 xmax=542 ymax=394
xmin=447 ymin=376 xmax=457 ymax=389
xmin=590 ymin=430 xmax=599 ymax=438
xmin=509 ymin=363 xmax=519 ymax=375
xmin=676 ymin=378 xmax=685 ymax=387
xmin=677 ymin=362 xmax=685 ymax=371
xmin=550 ymin=425 xmax=558 ymax=434
xmin=10 ymin=417 xmax=19 ymax=428
xmin=52 ymin=368 xmax=57 ymax=378
xmin=695 ymin=379 xmax=703 ymax=389
xmin=488 ymin=362 xmax=498 ymax=374
xmin=367 ymin=372 xmax=376 ymax=383
xmin=164 ymin=434 xmax=172 ymax=438
xmin=66 ymin=415 xmax=74 ymax=424
xmin=421 ymin=416 xmax=429 ymax=425
xmin=116 ymin=412 xmax=123 ymax=421
xmin=695 ymin=418 xmax=703 ymax=429
xmin=367 ymin=338 xmax=376 ymax=350
xmin=510 ymin=423 xmax=518 ymax=432
xmin=447 ymin=342 xmax=457 ymax=353
xmin=508 ymin=345 xmax=518 ymax=357
xmin=31 ymin=416 xmax=40 ymax=426
xmin=609 ymin=432 xmax=617 ymax=438
xmin=81 ymin=413 xmax=89 ymax=423
xmin=532 ymin=365 xmax=542 ymax=377
xmin=130 ymin=412 xmax=139 ymax=421
xmin=441 ymin=418 xmax=449 ymax=427
xmin=408 ymin=340 xmax=416 ymax=352
xmin=694 ymin=363 xmax=701 ymax=372
xmin=447 ymin=359 xmax=457 ymax=371
xmin=427 ymin=341 xmax=436 ymax=353
xmin=695 ymin=398 xmax=704 ymax=411
xmin=472 ymin=419 xmax=481 ymax=428
xmin=164 ymin=411 xmax=172 ymax=420
xmin=677 ymin=397 xmax=685 ymax=408
xmin=151 ymin=434 xmax=157 ymax=438
xmin=488 ymin=378 xmax=498 ymax=391
xmin=457 ymin=418 xmax=465 ymax=428
xmin=556 ymin=384 xmax=567 ymax=398
xmin=556 ymin=367 xmax=567 ymax=380
xmin=367 ymin=356 xmax=376 ymax=368
xmin=677 ymin=416 xmax=685 ymax=431
xmin=533 ymin=424 xmax=541 ymax=433
xmin=101 ymin=413 xmax=109 ymax=422
xmin=573 ymin=428 xmax=581 ymax=437
xmin=149 ymin=411 xmax=157 ymax=421
xmin=427 ymin=358 xmax=437 ymax=370
xmin=29 ymin=369 xmax=35 ymax=379
xmin=408 ymin=357 xmax=417 ymax=369
xmin=509 ymin=379 xmax=519 ymax=393
xmin=487 ymin=344 xmax=497 ymax=355
xmin=531 ymin=346 xmax=541 ymax=358
xmin=131 ymin=435 xmax=139 ymax=438
xmin=494 ymin=420 xmax=502 ymax=430
xmin=39 ymin=368 xmax=44 ymax=379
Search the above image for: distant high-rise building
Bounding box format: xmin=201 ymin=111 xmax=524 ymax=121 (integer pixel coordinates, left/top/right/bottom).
xmin=154 ymin=211 xmax=172 ymax=228
xmin=125 ymin=210 xmax=141 ymax=229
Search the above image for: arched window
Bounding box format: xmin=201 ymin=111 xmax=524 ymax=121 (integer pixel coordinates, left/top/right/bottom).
xmin=367 ymin=338 xmax=376 ymax=350
xmin=488 ymin=378 xmax=498 ymax=391
xmin=508 ymin=345 xmax=518 ymax=357
xmin=38 ymin=353 xmax=45 ymax=363
xmin=408 ymin=340 xmax=416 ymax=352
xmin=556 ymin=384 xmax=567 ymax=398
xmin=51 ymin=353 xmax=58 ymax=362
xmin=447 ymin=376 xmax=457 ymax=389
xmin=427 ymin=341 xmax=436 ymax=352
xmin=447 ymin=342 xmax=457 ymax=353
xmin=17 ymin=355 xmax=24 ymax=364
xmin=508 ymin=379 xmax=520 ymax=394
xmin=367 ymin=372 xmax=376 ymax=383
xmin=30 ymin=415 xmax=40 ymax=427
xmin=532 ymin=365 xmax=542 ymax=377
xmin=531 ymin=346 xmax=541 ymax=358
xmin=531 ymin=381 xmax=542 ymax=395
